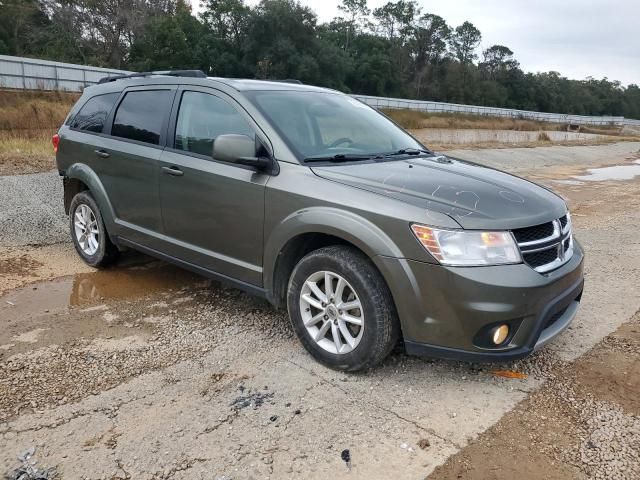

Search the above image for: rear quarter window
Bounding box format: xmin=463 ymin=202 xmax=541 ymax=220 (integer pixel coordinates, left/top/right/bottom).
xmin=111 ymin=90 xmax=173 ymax=145
xmin=69 ymin=92 xmax=120 ymax=133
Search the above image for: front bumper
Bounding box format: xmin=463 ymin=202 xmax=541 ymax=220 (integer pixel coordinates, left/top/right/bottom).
xmin=376 ymin=240 xmax=585 ymax=362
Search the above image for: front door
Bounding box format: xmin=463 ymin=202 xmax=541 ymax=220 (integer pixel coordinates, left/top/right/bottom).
xmin=158 ymin=88 xmax=269 ymax=286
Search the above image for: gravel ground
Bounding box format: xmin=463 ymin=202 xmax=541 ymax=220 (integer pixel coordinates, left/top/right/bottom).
xmin=0 ymin=142 xmax=639 ymax=479
xmin=0 ymin=171 xmax=66 ymax=246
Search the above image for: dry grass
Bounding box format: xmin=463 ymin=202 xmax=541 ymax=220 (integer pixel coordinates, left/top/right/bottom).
xmin=0 ymin=131 xmax=56 ymax=175
xmin=383 ymin=108 xmax=623 ymax=134
xmin=537 ymin=132 xmax=552 ymax=142
xmin=0 ymin=89 xmax=78 ymax=131
xmin=0 ymin=90 xmax=77 ymax=174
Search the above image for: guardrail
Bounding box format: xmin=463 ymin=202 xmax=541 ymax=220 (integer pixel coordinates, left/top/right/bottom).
xmin=1 ymin=54 xmax=638 ymax=127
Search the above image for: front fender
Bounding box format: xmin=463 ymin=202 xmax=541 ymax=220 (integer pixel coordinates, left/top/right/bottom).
xmin=65 ymin=163 xmax=117 ymax=232
xmin=263 ymin=207 xmax=405 ymax=295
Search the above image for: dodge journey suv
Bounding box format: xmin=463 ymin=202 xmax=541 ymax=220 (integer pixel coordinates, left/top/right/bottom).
xmin=55 ymin=70 xmax=584 ymax=371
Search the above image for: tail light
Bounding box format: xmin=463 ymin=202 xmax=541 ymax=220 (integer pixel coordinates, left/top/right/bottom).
xmin=52 ymin=134 xmax=60 ymax=153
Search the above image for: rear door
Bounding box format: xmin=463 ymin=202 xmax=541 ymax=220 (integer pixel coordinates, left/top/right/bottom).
xmin=157 ymin=87 xmax=269 ymax=286
xmin=98 ymin=87 xmax=176 ymax=246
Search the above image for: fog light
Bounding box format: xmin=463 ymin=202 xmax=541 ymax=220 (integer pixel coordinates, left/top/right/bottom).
xmin=492 ymin=325 xmax=510 ymax=345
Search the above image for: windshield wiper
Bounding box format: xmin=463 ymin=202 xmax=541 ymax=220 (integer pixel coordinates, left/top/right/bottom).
xmin=304 ymin=154 xmax=377 ymax=163
xmin=383 ymin=147 xmax=432 ymax=157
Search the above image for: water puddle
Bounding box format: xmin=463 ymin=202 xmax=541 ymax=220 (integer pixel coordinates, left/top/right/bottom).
xmin=0 ymin=262 xmax=203 ymax=353
xmin=572 ymin=160 xmax=640 ymax=182
xmin=552 ymin=160 xmax=640 ymax=184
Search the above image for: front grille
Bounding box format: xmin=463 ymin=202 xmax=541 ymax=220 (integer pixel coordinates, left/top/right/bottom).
xmin=512 ymin=222 xmax=554 ymax=244
xmin=559 ymin=215 xmax=568 ymax=229
xmin=513 ymin=215 xmax=573 ymax=273
xmin=523 ymin=248 xmax=559 ymax=268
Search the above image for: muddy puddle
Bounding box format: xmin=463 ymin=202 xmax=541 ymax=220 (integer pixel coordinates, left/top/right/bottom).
xmin=554 ymin=159 xmax=640 ymax=184
xmin=0 ymin=260 xmax=204 ymax=354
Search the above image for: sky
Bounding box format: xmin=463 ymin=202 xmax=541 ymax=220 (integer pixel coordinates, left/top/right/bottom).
xmin=193 ymin=0 xmax=639 ymax=86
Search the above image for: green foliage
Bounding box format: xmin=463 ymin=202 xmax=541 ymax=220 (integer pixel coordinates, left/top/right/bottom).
xmin=1 ymin=0 xmax=638 ymax=119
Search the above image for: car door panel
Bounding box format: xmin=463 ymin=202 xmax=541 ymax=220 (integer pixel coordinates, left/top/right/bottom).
xmin=158 ymin=88 xmax=269 ymax=286
xmin=158 ymin=150 xmax=267 ymax=284
xmin=96 ymin=86 xmax=176 ymax=247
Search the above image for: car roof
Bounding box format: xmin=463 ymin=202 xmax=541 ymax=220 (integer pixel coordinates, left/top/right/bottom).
xmin=84 ymin=75 xmax=339 ymax=96
xmin=208 ymin=77 xmax=336 ymax=93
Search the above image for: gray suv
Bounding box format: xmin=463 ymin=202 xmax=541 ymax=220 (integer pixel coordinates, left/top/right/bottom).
xmin=55 ymin=70 xmax=584 ymax=371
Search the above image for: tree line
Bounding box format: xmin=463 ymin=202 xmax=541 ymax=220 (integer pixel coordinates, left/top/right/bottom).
xmin=1 ymin=0 xmax=639 ymax=119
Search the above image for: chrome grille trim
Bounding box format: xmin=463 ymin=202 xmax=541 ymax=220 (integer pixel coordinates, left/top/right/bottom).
xmin=514 ymin=214 xmax=574 ymax=273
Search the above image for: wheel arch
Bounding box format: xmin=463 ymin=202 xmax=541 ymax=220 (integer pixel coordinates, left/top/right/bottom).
xmin=64 ymin=163 xmax=117 ymax=235
xmin=264 ymin=207 xmax=404 ymax=309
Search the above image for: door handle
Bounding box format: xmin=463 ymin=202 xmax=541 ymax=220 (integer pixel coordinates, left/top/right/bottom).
xmin=94 ymin=149 xmax=110 ymax=158
xmin=162 ymin=166 xmax=184 ymax=177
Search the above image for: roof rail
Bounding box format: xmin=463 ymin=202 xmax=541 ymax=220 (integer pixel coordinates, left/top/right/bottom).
xmin=98 ymin=70 xmax=207 ymax=84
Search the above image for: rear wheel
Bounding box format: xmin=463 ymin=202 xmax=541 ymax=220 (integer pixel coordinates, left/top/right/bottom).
xmin=287 ymin=246 xmax=400 ymax=371
xmin=69 ymin=191 xmax=118 ymax=267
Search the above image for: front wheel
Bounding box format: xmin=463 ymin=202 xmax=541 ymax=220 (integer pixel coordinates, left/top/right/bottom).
xmin=287 ymin=246 xmax=400 ymax=371
xmin=69 ymin=191 xmax=119 ymax=268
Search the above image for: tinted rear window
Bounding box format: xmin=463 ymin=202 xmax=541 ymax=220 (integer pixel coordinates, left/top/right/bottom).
xmin=70 ymin=93 xmax=119 ymax=133
xmin=111 ymin=90 xmax=172 ymax=145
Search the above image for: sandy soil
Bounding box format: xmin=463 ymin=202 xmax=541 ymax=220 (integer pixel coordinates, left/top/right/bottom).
xmin=0 ymin=142 xmax=639 ymax=479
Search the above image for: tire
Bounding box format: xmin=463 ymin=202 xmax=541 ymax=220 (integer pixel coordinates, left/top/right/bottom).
xmin=69 ymin=190 xmax=118 ymax=268
xmin=287 ymin=245 xmax=400 ymax=371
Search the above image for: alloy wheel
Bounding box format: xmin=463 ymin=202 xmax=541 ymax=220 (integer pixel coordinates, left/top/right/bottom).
xmin=299 ymin=270 xmax=364 ymax=354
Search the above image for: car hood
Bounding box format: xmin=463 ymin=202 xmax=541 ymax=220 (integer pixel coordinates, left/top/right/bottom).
xmin=311 ymin=155 xmax=567 ymax=230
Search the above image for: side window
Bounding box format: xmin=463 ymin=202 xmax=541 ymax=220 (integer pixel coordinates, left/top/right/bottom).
xmin=175 ymin=91 xmax=254 ymax=157
xmin=111 ymin=90 xmax=172 ymax=145
xmin=70 ymin=93 xmax=119 ymax=133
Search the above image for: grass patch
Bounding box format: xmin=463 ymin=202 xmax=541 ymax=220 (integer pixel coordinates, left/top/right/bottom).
xmin=0 ymin=130 xmax=52 ymax=156
xmin=0 ymin=89 xmax=78 ymax=131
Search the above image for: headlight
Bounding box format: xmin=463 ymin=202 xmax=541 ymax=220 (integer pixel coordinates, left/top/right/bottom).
xmin=411 ymin=224 xmax=521 ymax=266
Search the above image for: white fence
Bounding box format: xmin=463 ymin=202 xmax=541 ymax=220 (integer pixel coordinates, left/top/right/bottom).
xmin=1 ymin=54 xmax=638 ymax=127
xmin=351 ymin=94 xmax=632 ymax=127
xmin=0 ymin=55 xmax=128 ymax=91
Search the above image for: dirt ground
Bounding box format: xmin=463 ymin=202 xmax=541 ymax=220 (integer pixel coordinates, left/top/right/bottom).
xmin=0 ymin=142 xmax=639 ymax=479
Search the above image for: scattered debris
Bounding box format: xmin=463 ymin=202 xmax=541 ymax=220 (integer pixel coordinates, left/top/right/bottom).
xmin=6 ymin=447 xmax=57 ymax=480
xmin=418 ymin=438 xmax=430 ymax=450
xmin=229 ymin=391 xmax=274 ymax=411
xmin=341 ymin=449 xmax=351 ymax=469
xmin=492 ymin=370 xmax=529 ymax=379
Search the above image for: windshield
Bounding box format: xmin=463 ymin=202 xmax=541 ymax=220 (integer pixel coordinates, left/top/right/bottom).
xmin=245 ymin=91 xmax=425 ymax=161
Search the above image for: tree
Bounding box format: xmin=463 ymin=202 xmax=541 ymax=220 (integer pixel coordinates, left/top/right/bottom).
xmin=480 ymin=44 xmax=519 ymax=79
xmin=200 ymin=0 xmax=250 ymax=50
xmin=450 ymin=21 xmax=481 ymax=65
xmin=449 ymin=21 xmax=481 ymax=100
xmin=410 ymin=13 xmax=450 ymax=96
xmin=337 ymin=0 xmax=370 ymax=51
xmin=372 ymin=0 xmax=418 ymax=43
xmin=0 ymin=0 xmax=47 ymax=55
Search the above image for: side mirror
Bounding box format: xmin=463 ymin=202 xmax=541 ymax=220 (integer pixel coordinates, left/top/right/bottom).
xmin=212 ymin=134 xmax=271 ymax=170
